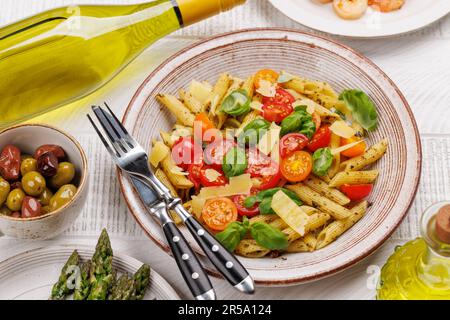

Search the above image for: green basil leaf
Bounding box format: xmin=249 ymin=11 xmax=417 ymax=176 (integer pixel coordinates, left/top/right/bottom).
xmin=280 ymin=107 xmax=316 ymax=138
xmin=238 ymin=118 xmax=270 ymax=145
xmin=220 ymin=89 xmax=251 ymax=116
xmin=250 ymin=222 xmax=288 ymax=250
xmin=312 ymin=147 xmax=333 ymax=177
xmin=242 ymin=216 xmax=250 ymax=229
xmin=222 ymin=147 xmax=247 ymax=178
xmin=244 ymin=196 xmax=258 ymax=208
xmin=252 ymin=188 xmax=302 ymax=215
xmin=339 ymin=89 xmax=378 ymax=131
xmin=216 ymin=221 xmax=248 ymax=252
xmin=259 ymin=197 xmax=275 ymax=215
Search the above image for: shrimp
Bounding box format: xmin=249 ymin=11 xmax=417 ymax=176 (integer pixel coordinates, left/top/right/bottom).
xmin=368 ymin=0 xmax=405 ymax=12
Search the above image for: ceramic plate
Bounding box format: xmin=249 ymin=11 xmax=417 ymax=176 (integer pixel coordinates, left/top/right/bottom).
xmin=0 ymin=245 xmax=180 ymax=300
xmin=118 ymin=29 xmax=421 ymax=286
xmin=269 ymin=0 xmax=450 ymax=38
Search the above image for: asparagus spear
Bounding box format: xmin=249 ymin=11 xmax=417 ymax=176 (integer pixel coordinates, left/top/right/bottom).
xmin=73 ymin=260 xmax=91 ymax=300
xmin=50 ymin=250 xmax=80 ymax=300
xmin=130 ymin=264 xmax=151 ymax=300
xmin=87 ymin=229 xmax=114 ymax=300
xmin=108 ymin=274 xmax=134 ymax=300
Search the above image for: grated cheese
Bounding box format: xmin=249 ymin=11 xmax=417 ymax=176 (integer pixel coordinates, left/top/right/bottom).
xmin=331 ymin=139 xmax=365 ymax=155
xmin=204 ymin=168 xmax=221 ymax=182
xmin=271 ymin=191 xmax=309 ymax=236
xmin=189 ymin=80 xmax=212 ymax=104
xmin=256 ymin=79 xmax=276 ymax=97
xmin=329 ymin=120 xmax=356 ymax=139
xmin=257 ymin=122 xmax=281 ymax=155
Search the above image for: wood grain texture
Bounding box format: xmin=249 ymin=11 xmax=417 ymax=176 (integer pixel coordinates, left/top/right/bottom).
xmin=0 ymin=0 xmax=449 ymax=299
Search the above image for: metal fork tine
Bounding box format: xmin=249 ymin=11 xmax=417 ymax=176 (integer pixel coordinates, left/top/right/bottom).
xmin=87 ymin=114 xmax=119 ymax=159
xmin=92 ymin=106 xmax=129 ymax=154
xmin=104 ymin=102 xmax=133 ymax=144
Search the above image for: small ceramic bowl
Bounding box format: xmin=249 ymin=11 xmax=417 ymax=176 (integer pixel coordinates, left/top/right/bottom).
xmin=0 ymin=124 xmax=88 ymax=240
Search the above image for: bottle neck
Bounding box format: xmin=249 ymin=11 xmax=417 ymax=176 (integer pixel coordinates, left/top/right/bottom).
xmin=175 ymin=0 xmax=245 ymax=26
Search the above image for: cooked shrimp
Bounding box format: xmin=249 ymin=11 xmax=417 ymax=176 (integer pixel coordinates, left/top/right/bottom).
xmin=368 ymin=0 xmax=405 ymax=12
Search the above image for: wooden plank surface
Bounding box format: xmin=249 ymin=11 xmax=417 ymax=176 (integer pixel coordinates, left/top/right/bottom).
xmin=0 ymin=0 xmax=449 ymax=300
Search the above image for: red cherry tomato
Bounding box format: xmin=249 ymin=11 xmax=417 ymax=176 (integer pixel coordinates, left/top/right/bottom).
xmin=232 ymin=194 xmax=260 ymax=217
xmin=340 ymin=184 xmax=373 ymax=201
xmin=261 ymin=103 xmax=293 ymax=123
xmin=279 ymin=133 xmax=309 ymax=158
xmin=307 ymin=125 xmax=331 ymax=152
xmin=200 ymin=165 xmax=228 ymax=187
xmin=203 ymin=139 xmax=235 ymax=170
xmin=187 ymin=163 xmax=203 ymax=189
xmin=246 ymin=148 xmax=281 ymax=190
xmin=262 ymin=88 xmax=295 ymax=107
xmin=171 ymin=136 xmax=202 ymax=170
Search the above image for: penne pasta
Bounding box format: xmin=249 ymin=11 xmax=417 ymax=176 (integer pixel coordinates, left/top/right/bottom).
xmin=316 ymin=201 xmax=368 ymax=249
xmin=329 ymin=170 xmax=379 ymax=188
xmin=160 ymin=155 xmax=194 ymax=189
xmin=157 ymin=94 xmax=195 ymax=127
xmin=154 ymin=169 xmax=183 ymax=224
xmin=209 ymin=73 xmax=233 ymax=128
xmin=241 ymin=74 xmax=255 ymax=98
xmin=235 ymin=239 xmax=270 ymax=258
xmin=234 ymin=110 xmax=262 ymax=137
xmin=303 ymin=176 xmax=350 ymax=205
xmin=286 ymin=184 xmax=353 ymax=220
xmin=327 ymin=133 xmax=342 ymax=178
xmin=179 ymin=88 xmax=203 ymax=114
xmin=340 ymin=139 xmax=388 ymax=171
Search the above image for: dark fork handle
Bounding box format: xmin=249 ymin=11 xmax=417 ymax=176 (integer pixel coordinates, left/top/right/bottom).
xmin=173 ymin=204 xmax=255 ymax=294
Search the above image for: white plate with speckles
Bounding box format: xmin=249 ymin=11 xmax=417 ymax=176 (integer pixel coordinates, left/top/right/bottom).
xmin=0 ymin=245 xmax=180 ymax=300
xmin=269 ymin=0 xmax=450 ymax=38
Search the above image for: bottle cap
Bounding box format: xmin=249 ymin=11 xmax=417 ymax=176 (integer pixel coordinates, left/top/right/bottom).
xmin=178 ymin=0 xmax=246 ymax=26
xmin=435 ymin=204 xmax=450 ymax=244
xmin=421 ymin=201 xmax=450 ymax=257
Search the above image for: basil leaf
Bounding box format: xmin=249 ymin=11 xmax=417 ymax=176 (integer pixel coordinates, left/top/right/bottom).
xmin=280 ymin=106 xmax=316 ymax=138
xmin=339 ymin=89 xmax=378 ymax=132
xmin=250 ymin=222 xmax=288 ymax=250
xmin=242 ymin=216 xmax=250 ymax=229
xmin=248 ymin=188 xmax=302 ymax=214
xmin=222 ymin=147 xmax=247 ymax=178
xmin=238 ymin=118 xmax=270 ymax=145
xmin=244 ymin=196 xmax=258 ymax=208
xmin=259 ymin=197 xmax=274 ymax=215
xmin=220 ymin=89 xmax=251 ymax=116
xmin=216 ymin=221 xmax=248 ymax=252
xmin=312 ymin=147 xmax=333 ymax=177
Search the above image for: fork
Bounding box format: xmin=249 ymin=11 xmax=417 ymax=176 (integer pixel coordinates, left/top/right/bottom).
xmin=88 ymin=103 xmax=255 ymax=295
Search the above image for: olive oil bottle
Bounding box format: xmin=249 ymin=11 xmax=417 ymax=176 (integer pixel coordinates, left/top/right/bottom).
xmin=377 ymin=202 xmax=450 ymax=300
xmin=0 ymin=0 xmax=245 ymax=127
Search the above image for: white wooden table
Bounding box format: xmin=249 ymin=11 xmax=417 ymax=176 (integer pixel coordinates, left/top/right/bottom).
xmin=1 ymin=0 xmax=449 ymax=300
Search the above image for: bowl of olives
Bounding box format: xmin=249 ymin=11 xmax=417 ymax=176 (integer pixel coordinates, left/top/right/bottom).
xmin=0 ymin=124 xmax=88 ymax=239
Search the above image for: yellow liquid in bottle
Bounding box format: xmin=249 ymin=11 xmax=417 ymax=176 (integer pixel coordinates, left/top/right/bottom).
xmin=377 ymin=238 xmax=450 ymax=300
xmin=0 ymin=1 xmax=180 ymax=127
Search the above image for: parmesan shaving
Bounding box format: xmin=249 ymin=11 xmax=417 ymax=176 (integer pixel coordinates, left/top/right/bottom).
xmin=170 ymin=166 xmax=189 ymax=176
xmin=149 ymin=141 xmax=170 ymax=167
xmin=292 ymin=99 xmax=315 ymax=114
xmin=256 ymin=79 xmax=276 ymax=97
xmin=250 ymin=100 xmax=263 ymax=112
xmin=204 ymin=168 xmax=221 ymax=182
xmin=257 ymin=122 xmax=281 ymax=155
xmin=329 ymin=120 xmax=356 ymax=139
xmin=189 ymin=80 xmax=212 ymax=104
xmin=271 ymin=191 xmax=309 ymax=236
xmin=331 ymin=139 xmax=365 ymax=155
xmin=197 ymin=174 xmax=252 ymax=199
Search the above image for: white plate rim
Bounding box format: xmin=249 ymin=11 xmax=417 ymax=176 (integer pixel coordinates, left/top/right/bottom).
xmin=268 ymin=0 xmax=450 ymax=38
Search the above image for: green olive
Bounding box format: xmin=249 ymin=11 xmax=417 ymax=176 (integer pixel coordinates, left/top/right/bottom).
xmin=20 ymin=154 xmax=33 ymax=162
xmin=38 ymin=187 xmax=53 ymax=206
xmin=0 ymin=177 xmax=10 ymax=207
xmin=49 ymin=184 xmax=77 ymax=211
xmin=22 ymin=171 xmax=46 ymax=196
xmin=0 ymin=205 xmax=11 ymax=216
xmin=41 ymin=205 xmax=51 ymax=215
xmin=20 ymin=158 xmax=38 ymax=176
xmin=50 ymin=162 xmax=75 ymax=189
xmin=6 ymin=188 xmax=25 ymax=211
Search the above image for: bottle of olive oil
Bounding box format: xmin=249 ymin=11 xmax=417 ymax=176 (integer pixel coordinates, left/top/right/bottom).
xmin=0 ymin=0 xmax=245 ymax=127
xmin=377 ymin=202 xmax=450 ymax=300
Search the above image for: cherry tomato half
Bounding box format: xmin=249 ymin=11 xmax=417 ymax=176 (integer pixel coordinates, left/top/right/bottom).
xmin=279 ymin=133 xmax=309 ymax=158
xmin=246 ymin=148 xmax=281 ymax=190
xmin=340 ymin=184 xmax=373 ymax=201
xmin=254 ymin=69 xmax=279 ymax=89
xmin=202 ymin=197 xmax=238 ymax=231
xmin=262 ymin=88 xmax=295 ymax=107
xmin=307 ymin=125 xmax=331 ymax=152
xmin=171 ymin=136 xmax=203 ymax=170
xmin=261 ymin=103 xmax=293 ymax=123
xmin=187 ymin=163 xmax=203 ymax=190
xmin=340 ymin=136 xmax=367 ymax=158
xmin=194 ymin=112 xmax=216 ymax=142
xmin=200 ymin=165 xmax=228 ymax=187
xmin=232 ymin=194 xmax=260 ymax=217
xmin=203 ymin=139 xmax=235 ymax=170
xmin=280 ymin=151 xmax=312 ymax=182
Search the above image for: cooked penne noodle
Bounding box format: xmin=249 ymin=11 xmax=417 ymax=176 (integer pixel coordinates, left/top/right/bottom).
xmin=159 ymin=130 xmax=175 ymax=147
xmin=286 ymin=184 xmax=353 ymax=220
xmin=329 ymin=170 xmax=379 ymax=187
xmin=241 ymin=74 xmax=255 ymax=98
xmin=316 ymin=201 xmax=368 ymax=249
xmin=154 ymin=168 xmax=182 ymax=224
xmin=303 ymin=233 xmax=318 ymax=252
xmin=303 ymin=176 xmax=350 ymax=205
xmin=234 ymin=110 xmax=262 ymax=137
xmin=286 ymin=239 xmax=309 ymax=253
xmin=157 ymin=94 xmax=195 ymax=127
xmin=340 ymin=139 xmax=388 ymax=171
xmin=235 ymin=239 xmax=270 ymax=258
xmin=327 ymin=133 xmax=342 ymax=178
xmin=249 ymin=214 xmax=279 ymax=225
xmin=208 ymin=73 xmax=232 ymax=115
xmin=178 ymin=88 xmax=202 ymax=114
xmin=160 ymin=155 xmax=194 ymax=189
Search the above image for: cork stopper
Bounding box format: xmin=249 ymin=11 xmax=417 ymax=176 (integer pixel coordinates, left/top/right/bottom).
xmin=435 ymin=204 xmax=450 ymax=244
xmin=421 ymin=201 xmax=450 ymax=257
xmin=177 ymin=0 xmax=246 ymax=26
